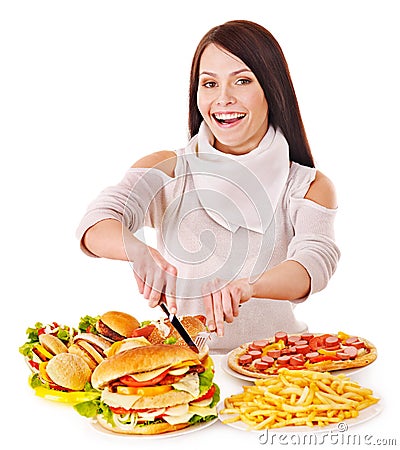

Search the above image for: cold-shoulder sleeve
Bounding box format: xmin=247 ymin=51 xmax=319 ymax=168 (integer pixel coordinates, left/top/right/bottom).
xmin=76 ymin=168 xmax=171 ymax=256
xmin=287 ymin=196 xmax=340 ymax=298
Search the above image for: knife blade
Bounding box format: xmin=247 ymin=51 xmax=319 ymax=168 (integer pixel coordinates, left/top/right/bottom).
xmin=159 ymin=302 xmax=199 ymax=353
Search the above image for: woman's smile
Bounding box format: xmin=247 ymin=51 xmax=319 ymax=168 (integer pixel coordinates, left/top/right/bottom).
xmin=212 ymin=112 xmax=247 ymax=126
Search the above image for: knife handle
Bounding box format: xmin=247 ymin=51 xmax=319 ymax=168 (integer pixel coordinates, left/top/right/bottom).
xmin=159 ymin=302 xmax=170 ymax=318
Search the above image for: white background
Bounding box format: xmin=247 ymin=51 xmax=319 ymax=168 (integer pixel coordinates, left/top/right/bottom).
xmin=1 ymin=0 xmax=399 ymax=448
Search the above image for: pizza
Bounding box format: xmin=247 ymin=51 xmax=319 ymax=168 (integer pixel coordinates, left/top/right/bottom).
xmin=228 ymin=331 xmax=377 ymax=378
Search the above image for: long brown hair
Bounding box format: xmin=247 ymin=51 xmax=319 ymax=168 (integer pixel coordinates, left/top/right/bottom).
xmin=189 ymin=20 xmax=315 ymax=167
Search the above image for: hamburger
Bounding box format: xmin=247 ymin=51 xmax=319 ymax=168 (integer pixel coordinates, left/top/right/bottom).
xmin=75 ymin=344 xmax=219 ymax=434
xmin=68 ymin=333 xmax=112 ymax=370
xmin=43 ymin=353 xmax=92 ymax=391
xmin=19 ymin=321 xmax=76 ymax=372
xmin=96 ymin=311 xmax=140 ymax=341
xmin=33 ymin=352 xmax=92 ymax=393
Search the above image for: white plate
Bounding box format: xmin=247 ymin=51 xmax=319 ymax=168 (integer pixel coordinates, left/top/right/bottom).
xmin=221 ymin=351 xmax=374 ymax=383
xmin=90 ymin=417 xmax=218 ymax=439
xmin=218 ymin=400 xmax=383 ymax=434
xmin=220 ymin=353 xmax=256 ymax=382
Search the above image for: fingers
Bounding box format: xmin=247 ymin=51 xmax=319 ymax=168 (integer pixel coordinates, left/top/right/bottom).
xmin=202 ymin=280 xmax=242 ymax=337
xmin=203 ymin=283 xmax=216 ymax=334
xmin=132 ymin=248 xmax=177 ymax=312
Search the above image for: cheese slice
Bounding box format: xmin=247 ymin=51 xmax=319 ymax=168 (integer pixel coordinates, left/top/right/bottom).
xmin=101 ymin=389 xmax=141 ymax=409
xmin=163 ymin=412 xmax=195 ymax=425
xmin=105 ymin=337 xmax=151 ymax=357
xmin=188 ymin=404 xmax=217 ymax=417
xmin=162 ymin=404 xmax=217 ymax=425
xmin=128 ymin=360 xmax=200 ymax=382
xmin=190 ymin=397 xmax=213 ymax=407
xmin=129 ymin=366 xmax=170 ymax=382
xmin=172 ymin=373 xmax=200 ymax=398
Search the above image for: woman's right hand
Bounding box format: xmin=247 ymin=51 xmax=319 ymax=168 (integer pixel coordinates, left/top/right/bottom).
xmin=129 ymin=240 xmax=178 ymax=314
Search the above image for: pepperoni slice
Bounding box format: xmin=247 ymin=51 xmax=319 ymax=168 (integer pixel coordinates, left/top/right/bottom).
xmin=290 ymin=355 xmax=304 ymax=366
xmin=238 ymin=354 xmax=252 ymax=365
xmin=248 ymin=343 xmax=261 ymax=351
xmin=325 ymin=336 xmax=339 ymax=347
xmin=254 ymin=360 xmax=270 ymax=371
xmin=309 ymin=334 xmax=331 ymax=351
xmin=252 ymin=340 xmax=269 ymax=349
xmin=295 ymin=339 xmax=308 ymax=347
xmin=306 ymin=352 xmax=319 ymax=359
xmin=301 ymin=333 xmax=314 ymax=342
xmin=287 ymin=335 xmax=301 ymax=345
xmin=266 ymin=349 xmax=281 ymax=359
xmin=344 ymin=336 xmax=358 ymax=345
xmin=343 ymin=346 xmax=358 ymax=359
xmin=295 ymin=344 xmax=310 ymax=355
xmin=351 ymin=340 xmax=365 ymax=349
xmin=261 ymin=355 xmax=274 ymax=365
xmin=274 ymin=331 xmax=288 ymax=344
xmin=248 ymin=350 xmax=262 ymax=360
xmin=277 ymin=355 xmax=291 ymax=365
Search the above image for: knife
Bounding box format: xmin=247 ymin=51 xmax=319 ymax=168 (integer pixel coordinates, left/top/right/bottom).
xmin=159 ymin=302 xmax=199 ymax=353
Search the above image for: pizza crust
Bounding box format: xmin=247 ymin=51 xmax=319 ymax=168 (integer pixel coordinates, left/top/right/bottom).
xmin=227 ymin=334 xmax=377 ymax=379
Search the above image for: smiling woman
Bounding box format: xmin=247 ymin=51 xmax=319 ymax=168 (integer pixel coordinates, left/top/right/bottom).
xmin=76 ymin=20 xmax=340 ymax=353
xmin=197 ymin=44 xmax=269 ymax=155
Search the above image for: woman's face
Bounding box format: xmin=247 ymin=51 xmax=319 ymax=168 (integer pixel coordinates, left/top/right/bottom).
xmin=197 ymin=44 xmax=269 ymax=155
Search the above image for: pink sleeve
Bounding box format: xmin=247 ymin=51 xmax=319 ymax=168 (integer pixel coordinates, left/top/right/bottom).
xmin=75 ymin=168 xmax=170 ymax=256
xmin=286 ymin=197 xmax=340 ymax=298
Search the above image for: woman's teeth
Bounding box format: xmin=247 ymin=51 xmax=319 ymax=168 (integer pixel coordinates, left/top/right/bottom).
xmin=213 ymin=112 xmax=246 ymax=124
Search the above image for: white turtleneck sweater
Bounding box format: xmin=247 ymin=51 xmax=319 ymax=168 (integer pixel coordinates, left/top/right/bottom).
xmin=76 ymin=130 xmax=340 ymax=353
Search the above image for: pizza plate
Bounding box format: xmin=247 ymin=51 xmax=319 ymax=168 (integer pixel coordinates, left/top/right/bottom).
xmin=221 ymin=333 xmax=377 ymax=382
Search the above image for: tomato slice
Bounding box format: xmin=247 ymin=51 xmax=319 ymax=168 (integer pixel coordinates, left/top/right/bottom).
xmin=119 ymin=369 xmax=169 ymax=387
xmin=128 ymin=324 xmax=156 ymax=338
xmin=195 ymin=384 xmax=216 ymax=402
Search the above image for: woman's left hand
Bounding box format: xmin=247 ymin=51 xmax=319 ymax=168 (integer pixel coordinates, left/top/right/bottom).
xmin=202 ymin=278 xmax=253 ymax=337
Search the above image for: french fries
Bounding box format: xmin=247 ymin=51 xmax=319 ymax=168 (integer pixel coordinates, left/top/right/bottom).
xmin=220 ymin=368 xmax=379 ymax=430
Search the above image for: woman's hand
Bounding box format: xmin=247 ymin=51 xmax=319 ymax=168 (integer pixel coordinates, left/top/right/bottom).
xmin=202 ymin=278 xmax=253 ymax=337
xmin=130 ymin=240 xmax=178 ymax=314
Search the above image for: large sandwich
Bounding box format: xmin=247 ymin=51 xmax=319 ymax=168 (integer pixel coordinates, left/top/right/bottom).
xmin=75 ymin=344 xmax=219 ymax=435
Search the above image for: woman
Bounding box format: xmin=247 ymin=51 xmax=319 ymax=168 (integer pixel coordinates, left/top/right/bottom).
xmin=77 ymin=20 xmax=340 ymax=352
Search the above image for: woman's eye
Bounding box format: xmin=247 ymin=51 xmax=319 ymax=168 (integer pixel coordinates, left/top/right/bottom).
xmin=202 ymin=81 xmax=216 ymax=88
xmin=236 ymin=78 xmax=251 ymax=85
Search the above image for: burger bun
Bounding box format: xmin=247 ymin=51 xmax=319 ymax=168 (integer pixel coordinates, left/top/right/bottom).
xmin=46 ymin=353 xmax=91 ymax=390
xmin=96 ymin=414 xmax=189 ymax=435
xmin=39 ymin=334 xmax=68 ymax=355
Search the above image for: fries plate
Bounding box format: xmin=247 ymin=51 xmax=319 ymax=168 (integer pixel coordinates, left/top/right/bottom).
xmin=218 ymin=398 xmax=382 ymax=433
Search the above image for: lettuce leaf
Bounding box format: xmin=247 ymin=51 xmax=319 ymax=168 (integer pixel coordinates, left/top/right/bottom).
xmin=78 ymin=315 xmax=100 ymax=334
xmin=198 ymin=367 xmax=214 ymax=395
